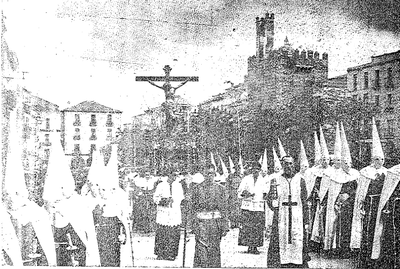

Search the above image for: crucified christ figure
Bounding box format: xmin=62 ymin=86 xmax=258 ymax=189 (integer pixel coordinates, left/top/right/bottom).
xmin=145 ymin=78 xmax=190 ymax=102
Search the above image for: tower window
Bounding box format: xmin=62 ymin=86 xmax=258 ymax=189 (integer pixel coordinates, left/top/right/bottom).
xmin=89 ymin=128 xmax=97 ymax=140
xmin=106 ymin=114 xmax=113 ymax=127
xmin=375 ymin=70 xmax=380 ymax=89
xmin=73 ymin=128 xmax=80 ymax=140
xmin=353 ymin=74 xmax=357 ymax=91
xmin=46 ymin=118 xmax=50 ymax=130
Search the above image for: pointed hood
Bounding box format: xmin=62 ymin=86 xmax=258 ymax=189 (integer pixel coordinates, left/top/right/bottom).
xmin=333 ymin=122 xmax=342 ymax=160
xmin=278 ymin=138 xmax=287 ymax=158
xmin=43 ymin=132 xmax=76 ymax=202
xmin=258 ymin=154 xmax=263 ymax=165
xmin=238 ymin=154 xmax=244 ymax=175
xmin=340 ymin=122 xmax=352 ymax=165
xmin=4 ymin=110 xmax=29 ymax=199
xmin=319 ymin=125 xmax=329 ymax=159
xmin=371 ymin=117 xmax=384 ymax=159
xmin=228 ymin=156 xmax=235 ymax=174
xmin=219 ymin=156 xmax=229 ymax=177
xmin=105 ymin=144 xmax=120 ymax=189
xmin=300 ymin=140 xmax=309 ymax=169
xmin=261 ymin=148 xmax=268 ymax=173
xmin=210 ymin=152 xmax=217 ymax=170
xmin=314 ymin=131 xmax=322 ymax=164
xmin=87 ymin=149 xmax=106 ymax=187
xmin=273 ymin=147 xmax=282 ymax=172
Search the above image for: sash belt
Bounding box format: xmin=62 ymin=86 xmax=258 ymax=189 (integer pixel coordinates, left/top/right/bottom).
xmin=196 ymin=211 xmax=221 ymax=220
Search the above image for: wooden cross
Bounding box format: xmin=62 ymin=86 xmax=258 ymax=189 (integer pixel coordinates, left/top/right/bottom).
xmin=136 ymin=65 xmax=199 ymax=102
xmin=282 ymin=190 xmax=298 ymax=244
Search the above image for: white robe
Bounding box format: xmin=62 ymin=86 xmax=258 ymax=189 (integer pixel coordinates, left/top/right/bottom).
xmin=47 ymin=193 xmax=101 ymax=266
xmin=7 ymin=200 xmax=57 ymax=266
xmin=275 ymin=173 xmax=305 ymax=265
xmin=371 ymin=165 xmax=400 ymax=259
xmin=153 ymin=180 xmax=184 ymax=226
xmin=322 ymin=167 xmax=358 ymax=250
xmin=238 ymin=174 xmax=267 ymax=212
xmin=0 ymin=206 xmax=23 ymax=266
xmin=349 ymin=166 xmax=387 ymax=249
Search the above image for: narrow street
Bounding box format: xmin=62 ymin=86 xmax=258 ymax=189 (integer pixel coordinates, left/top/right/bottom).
xmin=132 ymin=228 xmax=356 ymax=268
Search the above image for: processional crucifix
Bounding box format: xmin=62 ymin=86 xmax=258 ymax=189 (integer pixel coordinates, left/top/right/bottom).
xmin=136 ymin=65 xmax=199 ymax=135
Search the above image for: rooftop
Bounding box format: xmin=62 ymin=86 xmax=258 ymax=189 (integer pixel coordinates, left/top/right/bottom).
xmin=62 ymin=101 xmax=122 ymax=113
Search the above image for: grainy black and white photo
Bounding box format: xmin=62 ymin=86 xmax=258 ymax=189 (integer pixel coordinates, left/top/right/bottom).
xmin=1 ymin=0 xmax=400 ymax=268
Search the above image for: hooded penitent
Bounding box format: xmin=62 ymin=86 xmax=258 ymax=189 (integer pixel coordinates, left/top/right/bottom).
xmin=299 ymin=140 xmax=309 ymax=170
xmin=261 ymin=148 xmax=268 ymax=174
xmin=5 ymin=110 xmax=57 ymax=266
xmin=371 ymin=117 xmax=384 ymax=159
xmin=228 ymin=156 xmax=235 ymax=174
xmin=340 ymin=122 xmax=352 ymax=166
xmin=314 ymin=131 xmax=322 ymax=165
xmin=272 ymin=147 xmax=282 ymax=173
xmin=333 ymin=122 xmax=342 ymax=161
xmin=319 ymin=126 xmax=330 ymax=160
xmin=278 ymin=138 xmax=287 ymax=158
xmin=43 ymin=132 xmax=101 ymax=266
xmin=238 ymin=154 xmax=245 ymax=175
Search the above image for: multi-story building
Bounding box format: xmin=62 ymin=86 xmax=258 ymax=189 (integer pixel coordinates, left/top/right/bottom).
xmin=245 ymin=13 xmax=329 ymax=110
xmin=347 ymin=50 xmax=400 ymax=165
xmin=61 ymin=101 xmax=122 ymax=163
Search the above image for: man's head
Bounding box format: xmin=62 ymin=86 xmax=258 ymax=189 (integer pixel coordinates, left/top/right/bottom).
xmin=282 ymin=156 xmax=295 ymax=177
xmin=251 ymin=162 xmax=261 ymax=178
xmin=203 ymin=163 xmax=216 ymax=181
xmin=332 ymin=156 xmax=342 ymax=169
xmin=371 ymin=156 xmax=384 ymax=169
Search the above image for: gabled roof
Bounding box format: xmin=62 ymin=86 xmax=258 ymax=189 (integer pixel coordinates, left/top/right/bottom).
xmin=62 ymin=101 xmax=122 ymax=113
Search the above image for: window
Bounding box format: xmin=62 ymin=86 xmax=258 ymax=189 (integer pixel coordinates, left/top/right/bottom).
xmin=106 ymin=128 xmax=112 ymax=141
xmin=387 ymin=94 xmax=393 ymax=105
xmin=352 ymin=94 xmax=358 ymax=101
xmin=375 ymin=70 xmax=380 ymax=89
xmin=73 ymin=114 xmax=81 ymax=126
xmin=73 ymin=128 xmax=80 ymax=140
xmin=363 ymin=93 xmax=369 ymax=103
xmin=364 ymin=72 xmax=369 ymax=89
xmin=45 ymin=134 xmax=50 ymax=145
xmin=74 ymin=144 xmax=80 ymax=154
xmin=387 ymin=67 xmax=393 ymax=89
xmin=387 ymin=119 xmax=394 ymax=136
xmin=90 ymin=144 xmax=96 ymax=153
xmin=46 ymin=118 xmax=50 ymax=130
xmin=90 ymin=114 xmax=97 ymax=127
xmin=375 ymin=95 xmax=380 ymax=106
xmin=90 ymin=128 xmax=97 ymax=140
xmin=106 ymin=114 xmax=113 ymax=127
xmin=353 ymin=74 xmax=357 ymax=91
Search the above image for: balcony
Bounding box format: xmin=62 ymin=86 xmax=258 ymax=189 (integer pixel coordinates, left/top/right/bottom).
xmin=89 ymin=135 xmax=97 ymax=141
xmin=73 ymin=120 xmax=81 ymax=126
xmin=73 ymin=135 xmax=81 ymax=140
xmin=106 ymin=120 xmax=114 ymax=127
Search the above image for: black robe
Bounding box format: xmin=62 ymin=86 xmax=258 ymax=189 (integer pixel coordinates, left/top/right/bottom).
xmin=53 ymin=223 xmax=86 ymax=266
xmin=190 ymin=179 xmax=229 ymax=268
xmin=307 ymin=175 xmax=322 ymax=252
xmin=93 ymin=205 xmax=125 ymax=267
xmin=358 ymin=177 xmax=400 ymax=269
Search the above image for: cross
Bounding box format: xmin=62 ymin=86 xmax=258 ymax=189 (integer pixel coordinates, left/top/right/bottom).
xmin=136 ymin=65 xmax=199 ymax=135
xmin=135 ymin=65 xmax=199 ymax=102
xmin=282 ymin=183 xmax=298 ymax=244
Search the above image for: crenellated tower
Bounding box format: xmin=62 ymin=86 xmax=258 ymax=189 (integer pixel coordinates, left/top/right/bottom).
xmin=256 ymin=13 xmax=275 ymax=59
xmin=246 ymin=12 xmax=329 ymax=110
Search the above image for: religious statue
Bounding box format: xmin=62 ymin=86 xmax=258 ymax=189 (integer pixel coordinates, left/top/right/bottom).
xmin=136 ymin=65 xmax=199 ymax=135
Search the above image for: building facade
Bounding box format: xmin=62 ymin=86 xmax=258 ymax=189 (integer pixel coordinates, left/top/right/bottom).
xmin=245 ymin=13 xmax=329 ymax=110
xmin=347 ymin=50 xmax=400 ymax=165
xmin=61 ymin=101 xmax=122 ymax=162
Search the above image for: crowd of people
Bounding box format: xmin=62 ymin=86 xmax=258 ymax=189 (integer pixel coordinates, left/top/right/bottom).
xmin=2 ymin=110 xmax=400 ymax=268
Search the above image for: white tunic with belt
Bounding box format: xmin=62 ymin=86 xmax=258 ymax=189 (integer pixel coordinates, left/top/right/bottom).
xmin=153 ymin=180 xmax=184 ymax=226
xmin=238 ymin=174 xmax=267 ymax=212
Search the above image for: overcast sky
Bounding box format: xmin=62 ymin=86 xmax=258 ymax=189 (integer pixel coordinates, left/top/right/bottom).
xmin=3 ymin=0 xmax=399 ymax=123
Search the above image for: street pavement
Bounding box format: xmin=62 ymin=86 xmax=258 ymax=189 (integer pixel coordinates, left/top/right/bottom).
xmin=131 ymin=228 xmax=356 ymax=268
